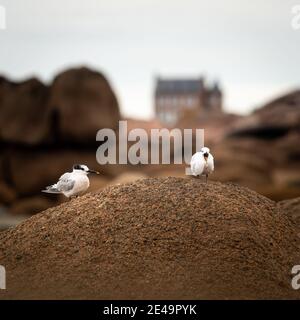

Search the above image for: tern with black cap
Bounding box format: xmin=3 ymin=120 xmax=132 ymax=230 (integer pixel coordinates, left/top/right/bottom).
xmin=42 ymin=164 xmax=100 ymax=198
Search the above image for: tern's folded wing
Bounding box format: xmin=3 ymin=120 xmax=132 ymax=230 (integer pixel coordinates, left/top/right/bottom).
xmin=57 ymin=173 xmax=75 ymax=192
xmin=207 ymin=154 xmax=214 ymax=171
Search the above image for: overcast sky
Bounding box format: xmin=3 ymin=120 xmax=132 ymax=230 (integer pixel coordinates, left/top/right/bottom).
xmin=0 ymin=0 xmax=299 ymax=119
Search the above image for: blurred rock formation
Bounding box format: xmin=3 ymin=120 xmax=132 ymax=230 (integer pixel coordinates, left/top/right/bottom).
xmin=0 ymin=68 xmax=300 ymax=218
xmin=0 ymin=67 xmax=121 ymax=215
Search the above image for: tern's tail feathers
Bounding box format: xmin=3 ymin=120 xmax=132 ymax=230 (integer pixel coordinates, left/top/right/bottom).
xmin=42 ymin=185 xmax=61 ymax=194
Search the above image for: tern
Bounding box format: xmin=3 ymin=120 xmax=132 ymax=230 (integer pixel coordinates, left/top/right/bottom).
xmin=190 ymin=147 xmax=214 ymax=182
xmin=42 ymin=164 xmax=99 ymax=198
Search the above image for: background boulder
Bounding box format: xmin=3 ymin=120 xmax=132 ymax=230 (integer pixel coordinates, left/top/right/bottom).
xmin=0 ymin=78 xmax=50 ymax=145
xmin=0 ymin=67 xmax=122 ymax=216
xmin=48 ymin=67 xmax=120 ymax=142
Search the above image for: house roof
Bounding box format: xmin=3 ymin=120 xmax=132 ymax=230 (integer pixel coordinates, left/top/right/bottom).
xmin=155 ymin=78 xmax=204 ymax=95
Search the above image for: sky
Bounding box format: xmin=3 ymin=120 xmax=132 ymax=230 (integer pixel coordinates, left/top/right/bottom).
xmin=0 ymin=0 xmax=300 ymax=119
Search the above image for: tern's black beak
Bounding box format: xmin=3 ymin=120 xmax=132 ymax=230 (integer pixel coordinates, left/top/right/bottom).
xmin=88 ymin=169 xmax=100 ymax=174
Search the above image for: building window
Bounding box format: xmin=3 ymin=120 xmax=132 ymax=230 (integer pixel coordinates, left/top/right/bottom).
xmin=187 ymin=96 xmax=195 ymax=108
xmin=172 ymin=97 xmax=178 ymax=107
xmin=165 ymin=112 xmax=177 ymax=125
xmin=157 ymin=97 xmax=164 ymax=107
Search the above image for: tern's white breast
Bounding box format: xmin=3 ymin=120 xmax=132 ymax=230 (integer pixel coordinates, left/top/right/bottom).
xmin=190 ymin=152 xmax=214 ymax=176
xmin=64 ymin=173 xmax=90 ymax=197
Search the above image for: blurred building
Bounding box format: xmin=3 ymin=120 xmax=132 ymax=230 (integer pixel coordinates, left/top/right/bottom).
xmin=154 ymin=77 xmax=222 ymax=125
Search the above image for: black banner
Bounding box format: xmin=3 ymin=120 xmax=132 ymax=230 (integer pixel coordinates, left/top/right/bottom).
xmin=0 ymin=300 xmax=298 ymax=319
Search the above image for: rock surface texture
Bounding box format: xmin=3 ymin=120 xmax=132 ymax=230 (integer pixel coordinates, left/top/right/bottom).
xmin=0 ymin=178 xmax=299 ymax=299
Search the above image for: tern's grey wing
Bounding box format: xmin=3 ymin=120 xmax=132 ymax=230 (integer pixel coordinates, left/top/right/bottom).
xmin=56 ymin=173 xmax=75 ymax=192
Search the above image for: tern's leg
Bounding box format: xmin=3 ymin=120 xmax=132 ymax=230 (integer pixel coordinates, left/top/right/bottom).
xmin=205 ymin=174 xmax=208 ymax=183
